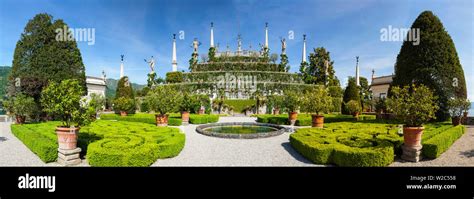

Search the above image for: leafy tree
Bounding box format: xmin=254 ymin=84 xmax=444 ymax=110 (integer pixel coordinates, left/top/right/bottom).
xmin=302 ymin=86 xmax=332 ymax=115
xmin=279 ymin=54 xmax=289 ymax=72
xmin=346 ymin=100 xmax=362 ymax=116
xmin=342 ymin=77 xmax=360 ymax=114
xmin=115 ymin=76 xmax=135 ymax=113
xmin=3 ymin=93 xmax=36 ymax=122
xmin=392 ymin=11 xmax=467 ymax=121
xmin=386 ymin=84 xmax=439 ymax=127
xmin=41 ymin=79 xmax=92 ymax=127
xmin=208 ymin=47 xmax=216 ymax=62
xmin=9 ymin=13 xmax=87 ymax=103
xmin=302 ymin=47 xmax=339 ymax=86
xmin=145 ymin=86 xmax=180 ymax=115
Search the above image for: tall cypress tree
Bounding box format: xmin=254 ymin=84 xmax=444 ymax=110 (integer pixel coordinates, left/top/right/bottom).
xmin=342 ymin=77 xmax=360 ymax=114
xmin=392 ymin=11 xmax=467 ymax=121
xmin=9 ymin=13 xmax=87 ymax=100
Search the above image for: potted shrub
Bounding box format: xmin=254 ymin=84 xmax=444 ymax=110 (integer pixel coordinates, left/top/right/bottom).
xmin=41 ymin=79 xmax=93 ymax=150
xmin=447 ymin=98 xmax=468 ymax=126
xmin=346 ymin=100 xmax=362 ymax=118
xmin=3 ymin=93 xmax=36 ymax=124
xmin=179 ymin=93 xmax=196 ymax=124
xmin=387 ymin=84 xmax=438 ymax=162
xmin=113 ymin=97 xmax=134 ymax=116
xmin=302 ymin=87 xmax=332 ymax=128
xmin=268 ymin=94 xmax=284 ymax=115
xmin=462 ymin=99 xmax=471 ymax=124
xmin=283 ymin=90 xmax=303 ymax=125
xmin=88 ymin=93 xmax=105 ymax=119
xmin=145 ymin=86 xmax=180 ymax=126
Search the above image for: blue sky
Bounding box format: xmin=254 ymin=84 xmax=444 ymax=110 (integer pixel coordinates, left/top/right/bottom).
xmin=0 ymin=0 xmax=472 ymax=99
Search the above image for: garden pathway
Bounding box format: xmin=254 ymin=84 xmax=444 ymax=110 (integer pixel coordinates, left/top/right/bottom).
xmin=0 ymin=121 xmax=46 ymax=166
xmin=153 ymin=117 xmax=318 ymax=166
xmin=390 ymin=125 xmax=474 ymax=166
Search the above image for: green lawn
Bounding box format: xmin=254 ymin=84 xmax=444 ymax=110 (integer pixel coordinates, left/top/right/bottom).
xmin=11 ymin=120 xmax=185 ymax=166
xmin=290 ymin=121 xmax=464 ymax=166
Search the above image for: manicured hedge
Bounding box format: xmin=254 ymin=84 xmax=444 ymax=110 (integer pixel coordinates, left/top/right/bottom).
xmin=10 ymin=122 xmax=60 ymax=162
xmin=189 ymin=114 xmax=219 ymax=124
xmin=289 ymin=123 xmax=399 ymax=167
xmin=100 ymin=113 xmax=182 ymax=126
xmin=82 ymin=120 xmax=185 ymax=167
xmin=257 ymin=114 xmax=376 ymax=126
xmin=224 ymin=99 xmax=256 ymax=113
xmin=290 ymin=122 xmax=463 ymax=166
xmin=422 ymin=125 xmax=465 ymax=158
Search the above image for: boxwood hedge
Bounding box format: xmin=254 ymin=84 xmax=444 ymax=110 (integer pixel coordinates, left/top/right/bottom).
xmin=100 ymin=113 xmax=182 ymax=126
xmin=10 ymin=120 xmax=185 ymax=166
xmin=189 ymin=114 xmax=219 ymax=124
xmin=290 ymin=122 xmax=462 ymax=166
xmin=257 ymin=114 xmax=376 ymax=126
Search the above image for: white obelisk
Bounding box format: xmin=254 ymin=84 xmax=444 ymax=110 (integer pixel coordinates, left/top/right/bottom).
xmin=302 ymin=34 xmax=307 ymax=63
xmin=210 ymin=22 xmax=214 ymax=48
xmin=356 ymin=56 xmax=360 ymax=86
xmin=120 ymin=55 xmax=124 ymax=78
xmin=265 ymin=22 xmax=269 ymax=48
xmin=172 ymin=34 xmax=178 ymax=72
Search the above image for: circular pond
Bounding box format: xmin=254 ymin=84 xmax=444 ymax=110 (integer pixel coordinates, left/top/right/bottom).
xmin=196 ymin=122 xmax=287 ymax=139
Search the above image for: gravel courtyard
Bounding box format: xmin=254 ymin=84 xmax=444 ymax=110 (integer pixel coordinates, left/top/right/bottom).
xmin=1 ymin=117 xmax=473 ymax=167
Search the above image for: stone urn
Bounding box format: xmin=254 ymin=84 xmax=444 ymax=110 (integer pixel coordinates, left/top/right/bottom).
xmin=120 ymin=111 xmax=127 ymax=117
xmin=155 ymin=114 xmax=169 ymax=127
xmin=311 ymin=114 xmax=324 ymax=128
xmin=451 ymin=116 xmax=461 ymax=126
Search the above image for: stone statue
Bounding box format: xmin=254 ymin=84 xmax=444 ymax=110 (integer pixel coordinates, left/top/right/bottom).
xmin=281 ymin=38 xmax=286 ymax=54
xmin=144 ymin=56 xmax=155 ymax=73
xmin=192 ymin=38 xmax=201 ymax=53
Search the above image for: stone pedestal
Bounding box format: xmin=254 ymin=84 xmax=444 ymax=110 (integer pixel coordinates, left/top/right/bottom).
xmin=58 ymin=148 xmax=81 ymax=166
xmin=401 ymin=144 xmax=422 ymax=162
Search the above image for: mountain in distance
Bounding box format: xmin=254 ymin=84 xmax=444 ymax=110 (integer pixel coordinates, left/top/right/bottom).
xmin=105 ymin=78 xmax=146 ymax=99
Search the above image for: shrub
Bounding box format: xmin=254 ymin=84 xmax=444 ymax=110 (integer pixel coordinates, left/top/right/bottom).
xmin=100 ymin=113 xmax=182 ymax=126
xmin=189 ymin=114 xmax=219 ymax=124
xmin=5 ymin=93 xmax=37 ymax=120
xmin=283 ymin=90 xmax=303 ymax=113
xmin=267 ymin=94 xmax=285 ymax=111
xmin=447 ymin=98 xmax=469 ymax=118
xmin=166 ymin=71 xmax=184 ymax=83
xmin=88 ymin=93 xmax=105 ymax=112
xmin=346 ymin=100 xmax=361 ymax=115
xmin=113 ymin=97 xmax=135 ymax=113
xmin=342 ymin=77 xmax=360 ymax=114
xmin=302 ymin=86 xmax=332 ymax=115
xmin=224 ymin=99 xmax=256 ymax=113
xmin=423 ymin=125 xmax=465 ymax=158
xmin=386 ymin=84 xmax=438 ymax=127
xmin=145 ymin=86 xmax=180 ymax=115
xmin=41 ymin=79 xmax=93 ymax=127
xmin=10 ymin=122 xmax=60 ymax=162
xmin=179 ymin=92 xmax=199 ymax=112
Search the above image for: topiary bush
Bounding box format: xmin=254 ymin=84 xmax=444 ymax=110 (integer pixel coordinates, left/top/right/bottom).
xmin=422 ymin=125 xmax=465 ymax=158
xmin=10 ymin=122 xmax=59 ymax=162
xmin=100 ymin=113 xmax=182 ymax=126
xmin=189 ymin=114 xmax=219 ymax=124
xmin=82 ymin=120 xmax=185 ymax=167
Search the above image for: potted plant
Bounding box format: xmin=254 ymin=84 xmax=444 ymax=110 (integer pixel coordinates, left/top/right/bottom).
xmin=447 ymin=98 xmax=467 ymax=126
xmin=267 ymin=94 xmax=284 ymax=115
xmin=346 ymin=100 xmax=362 ymax=118
xmin=113 ymin=97 xmax=134 ymax=116
xmin=387 ymin=84 xmax=438 ymax=162
xmin=41 ymin=79 xmax=93 ymax=150
xmin=462 ymin=99 xmax=471 ymax=124
xmin=88 ymin=93 xmax=105 ymax=119
xmin=179 ymin=93 xmax=196 ymax=124
xmin=302 ymin=87 xmax=332 ymax=128
xmin=3 ymin=93 xmax=36 ymax=124
xmin=283 ymin=90 xmax=303 ymax=125
xmin=145 ymin=86 xmax=180 ymax=126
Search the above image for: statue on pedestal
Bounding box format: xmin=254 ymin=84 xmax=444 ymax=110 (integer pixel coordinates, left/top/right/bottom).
xmin=144 ymin=56 xmax=155 ymax=73
xmin=280 ymin=38 xmax=286 ymax=54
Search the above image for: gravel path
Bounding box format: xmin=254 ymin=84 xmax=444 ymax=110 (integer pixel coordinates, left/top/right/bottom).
xmin=153 ymin=117 xmax=318 ymax=166
xmin=390 ymin=125 xmax=474 ymax=167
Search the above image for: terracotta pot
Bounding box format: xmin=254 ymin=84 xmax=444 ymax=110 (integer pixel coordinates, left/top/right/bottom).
xmin=273 ymin=108 xmax=280 ymax=115
xmin=120 ymin=111 xmax=127 ymax=117
xmin=155 ymin=114 xmax=169 ymax=127
xmin=181 ymin=111 xmax=190 ymax=123
xmin=56 ymin=127 xmax=80 ymax=150
xmin=462 ymin=112 xmax=469 ymax=124
xmin=288 ymin=112 xmax=298 ymax=125
xmin=352 ymin=112 xmax=360 ymax=118
xmin=15 ymin=115 xmax=26 ymax=124
xmin=403 ymin=126 xmax=424 ymax=147
xmin=311 ymin=114 xmax=324 ymax=128
xmin=451 ymin=116 xmax=461 ymax=126
xmin=198 ymin=109 xmax=205 ymax=115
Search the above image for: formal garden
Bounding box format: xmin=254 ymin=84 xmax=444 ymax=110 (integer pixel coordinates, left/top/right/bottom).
xmin=1 ymin=11 xmax=472 ymax=167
